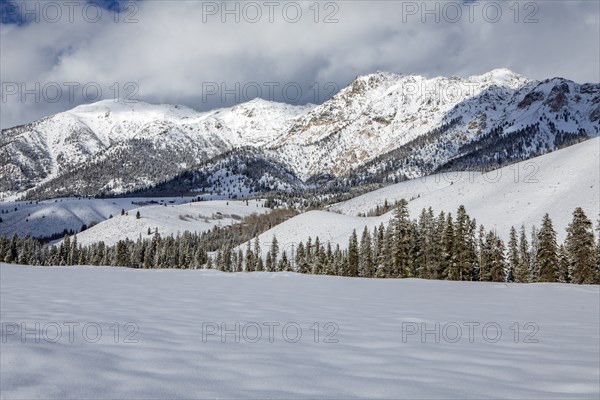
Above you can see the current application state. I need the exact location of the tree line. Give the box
[1,202,598,284]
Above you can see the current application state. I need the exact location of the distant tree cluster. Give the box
[1,202,598,285]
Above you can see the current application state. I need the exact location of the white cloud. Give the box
[1,0,598,128]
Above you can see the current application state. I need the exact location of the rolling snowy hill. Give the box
[0,197,195,239]
[2,69,598,199]
[71,199,270,246]
[243,137,600,257]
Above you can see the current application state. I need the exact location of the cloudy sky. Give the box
[1,0,598,128]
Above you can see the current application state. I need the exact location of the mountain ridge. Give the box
[1,69,598,200]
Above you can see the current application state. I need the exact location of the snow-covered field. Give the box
[1,264,598,399]
[0,197,196,239]
[246,137,599,256]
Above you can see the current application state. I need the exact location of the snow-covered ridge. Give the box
[1,69,598,198]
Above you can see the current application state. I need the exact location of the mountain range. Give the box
[1,68,598,200]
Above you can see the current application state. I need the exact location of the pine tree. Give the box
[476,224,486,281]
[265,252,273,272]
[515,226,530,283]
[490,235,507,282]
[270,236,279,269]
[429,211,446,280]
[557,245,570,283]
[295,242,309,274]
[359,226,373,277]
[333,244,344,276]
[441,214,456,280]
[324,242,335,275]
[253,237,261,262]
[507,227,519,282]
[416,208,435,279]
[61,235,71,265]
[278,252,290,272]
[530,226,539,281]
[536,214,559,282]
[479,231,494,281]
[392,199,413,278]
[68,235,79,266]
[312,237,322,274]
[347,229,359,277]
[115,240,129,267]
[0,236,7,262]
[452,205,476,281]
[245,241,255,272]
[595,221,600,284]
[374,224,388,278]
[565,208,596,284]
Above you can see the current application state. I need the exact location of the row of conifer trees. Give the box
[1,202,598,284]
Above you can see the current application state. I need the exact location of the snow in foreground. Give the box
[1,264,598,399]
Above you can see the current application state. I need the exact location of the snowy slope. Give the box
[0,197,195,239]
[245,137,600,257]
[2,264,598,399]
[72,199,269,246]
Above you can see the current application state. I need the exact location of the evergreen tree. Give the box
[359,226,373,277]
[530,226,539,281]
[245,240,255,272]
[278,252,290,272]
[416,208,435,279]
[256,256,264,272]
[374,224,388,278]
[479,231,494,281]
[265,252,273,272]
[489,234,507,282]
[595,221,600,284]
[115,240,129,267]
[557,244,570,283]
[441,214,456,280]
[452,205,476,281]
[429,211,446,280]
[515,226,530,283]
[4,234,17,263]
[295,242,309,274]
[347,229,359,277]
[536,214,559,282]
[324,242,335,275]
[565,208,596,284]
[507,227,519,282]
[312,237,322,274]
[270,236,279,269]
[392,199,413,278]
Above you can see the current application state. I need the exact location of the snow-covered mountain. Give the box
[1,69,598,199]
[0,98,312,198]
